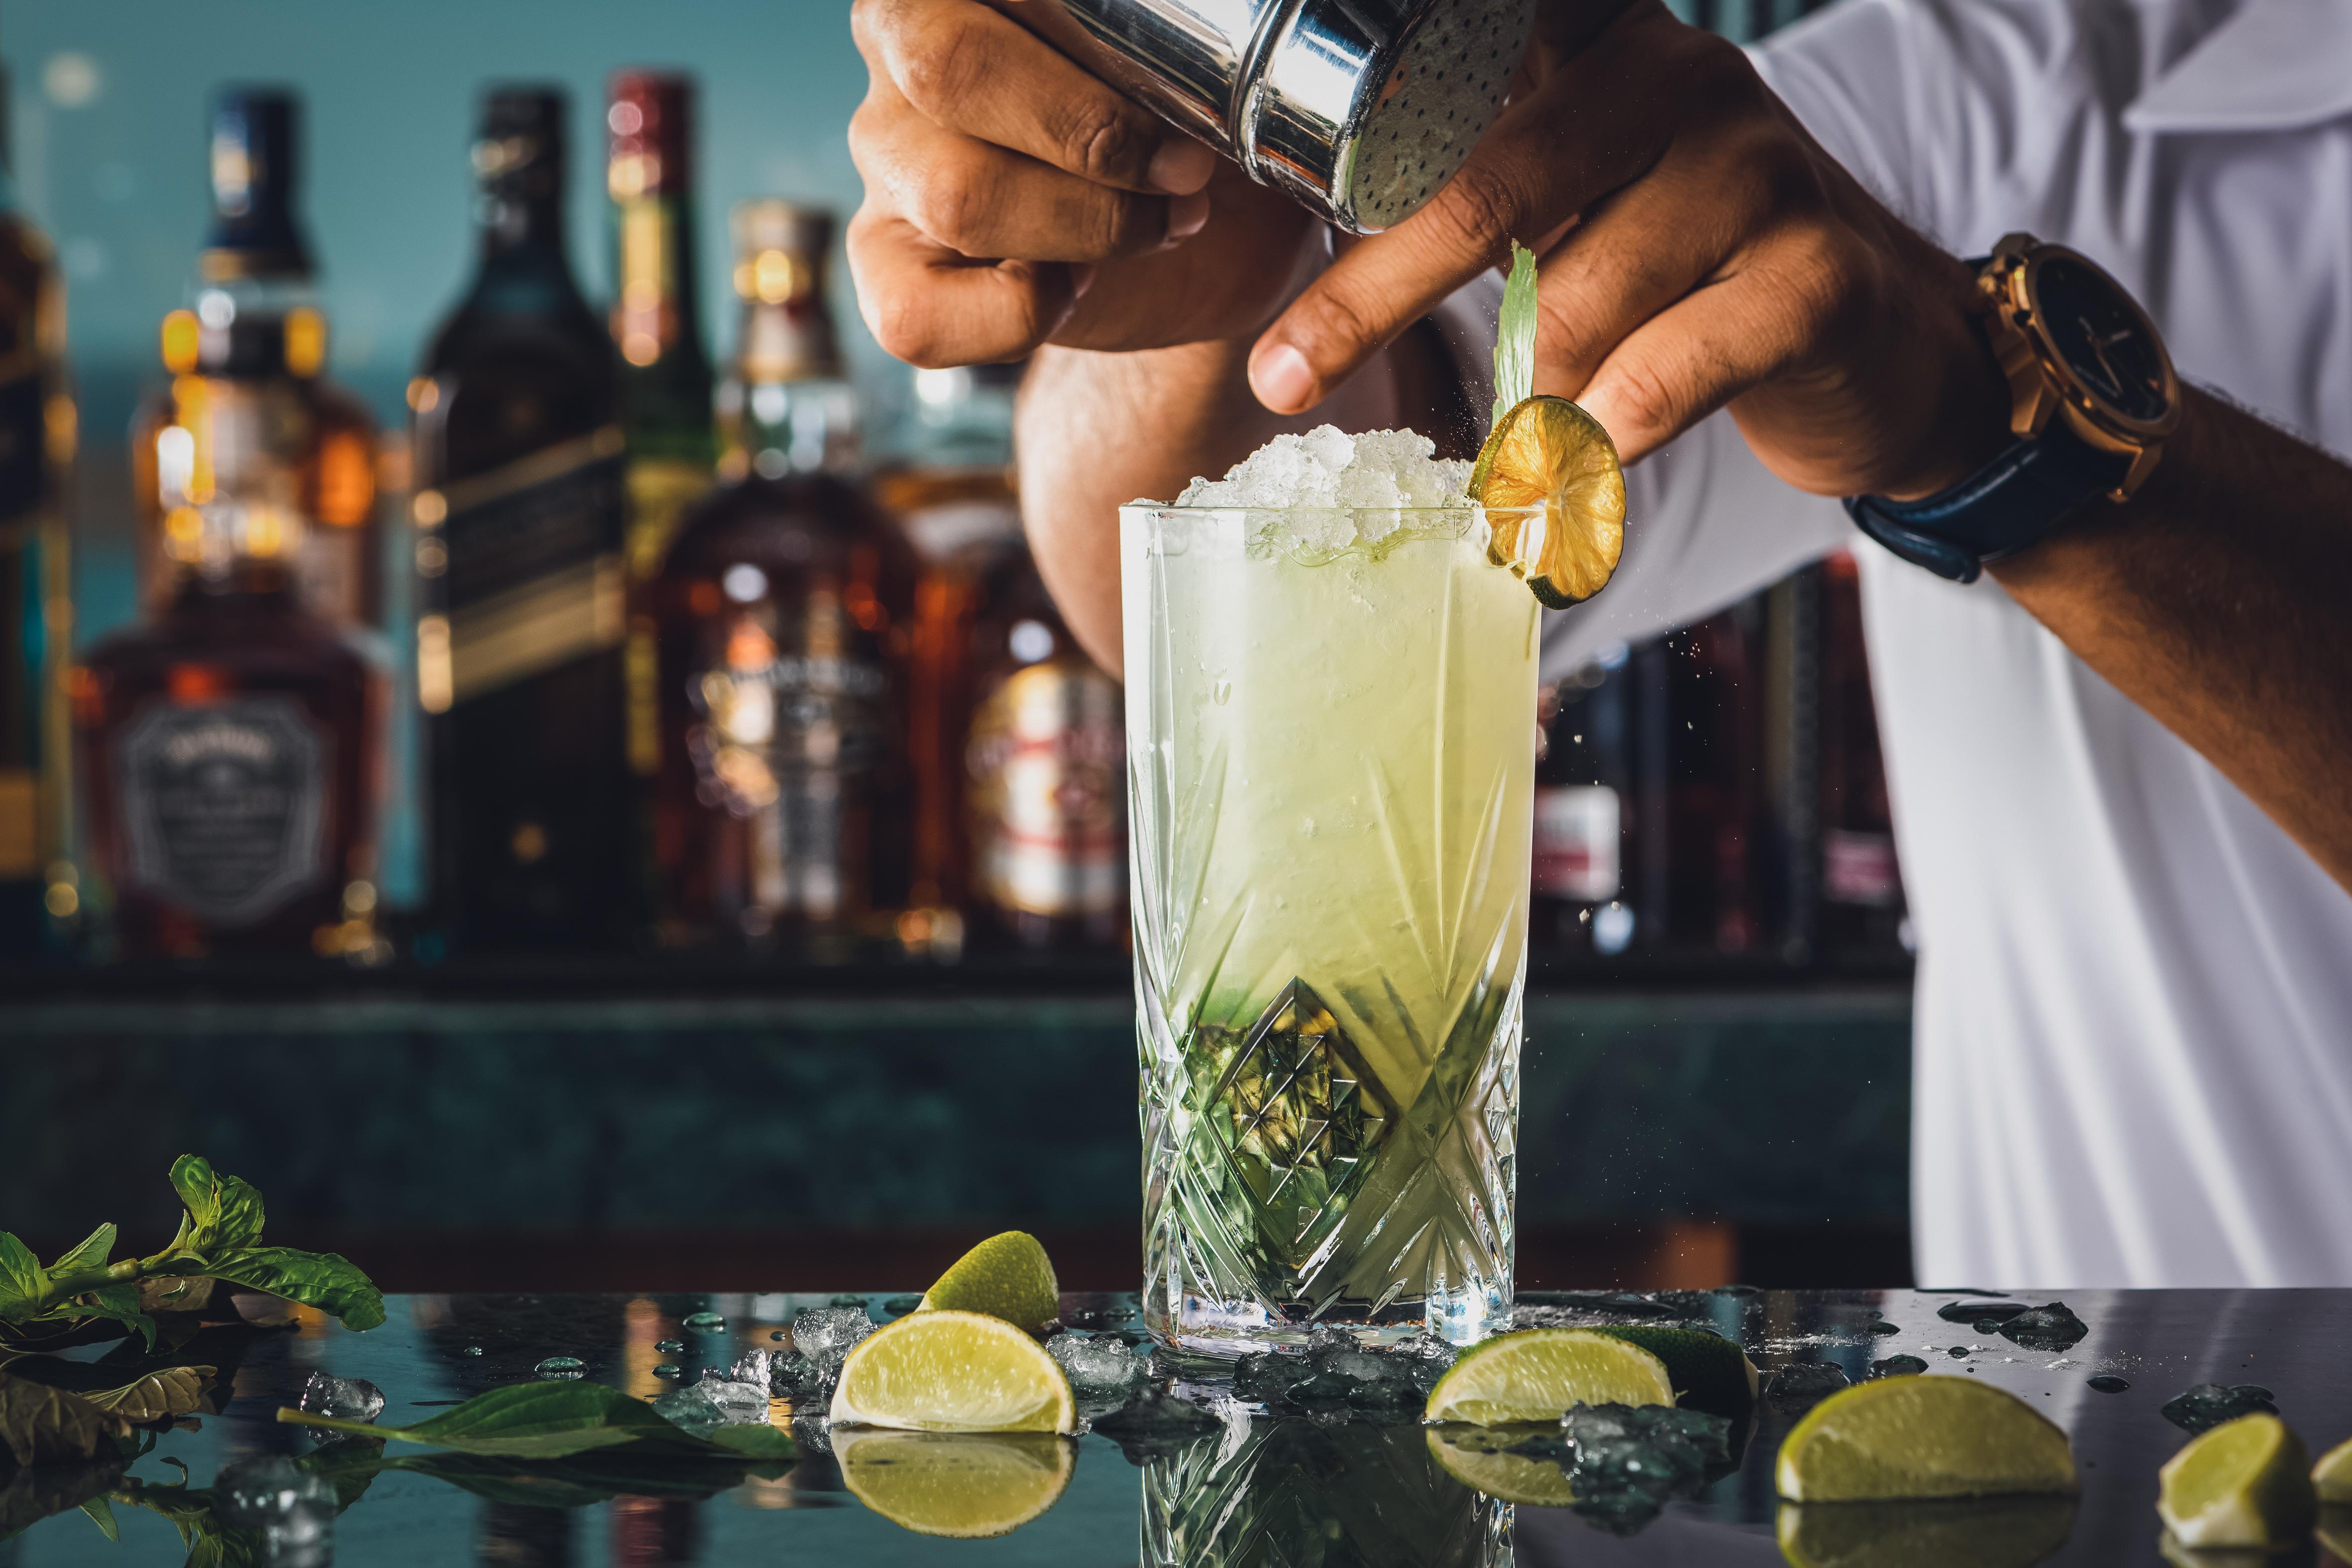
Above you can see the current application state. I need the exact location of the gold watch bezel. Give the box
[1977,233,2181,499]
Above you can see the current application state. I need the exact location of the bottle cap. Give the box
[607,70,693,199]
[201,88,312,280]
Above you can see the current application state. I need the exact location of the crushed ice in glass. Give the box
[298,1371,385,1425]
[1169,427,1474,551]
[1768,1361,1850,1408]
[2162,1382,2277,1434]
[215,1454,336,1558]
[533,1356,586,1380]
[1999,1303,2088,1351]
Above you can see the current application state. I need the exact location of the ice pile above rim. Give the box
[1157,426,1471,550]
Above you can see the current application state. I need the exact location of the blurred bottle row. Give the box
[0,64,1906,975]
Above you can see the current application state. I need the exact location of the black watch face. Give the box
[2034,256,2171,423]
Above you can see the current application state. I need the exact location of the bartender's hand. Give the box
[847,0,1326,362]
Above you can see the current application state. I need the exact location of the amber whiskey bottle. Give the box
[130,90,380,631]
[646,201,915,947]
[413,87,636,950]
[0,51,77,959]
[73,497,384,961]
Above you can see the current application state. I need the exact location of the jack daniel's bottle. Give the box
[73,422,384,960]
[131,90,380,631]
[413,87,635,948]
[646,201,915,944]
[0,49,76,959]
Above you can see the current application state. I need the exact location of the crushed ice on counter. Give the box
[765,1306,877,1403]
[654,1371,771,1434]
[1047,1331,1148,1415]
[1229,1327,1457,1421]
[1167,426,1473,552]
[298,1371,385,1425]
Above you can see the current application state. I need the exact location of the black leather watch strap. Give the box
[1843,419,2132,584]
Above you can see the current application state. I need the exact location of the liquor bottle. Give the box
[606,71,719,783]
[961,555,1126,951]
[1814,548,1908,957]
[1531,643,1636,959]
[0,51,76,958]
[130,90,381,630]
[876,363,1029,953]
[413,86,636,950]
[72,434,385,961]
[645,200,916,945]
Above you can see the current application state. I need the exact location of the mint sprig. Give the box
[1490,241,1540,431]
[0,1155,385,1349]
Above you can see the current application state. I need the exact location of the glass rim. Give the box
[1118,500,1542,515]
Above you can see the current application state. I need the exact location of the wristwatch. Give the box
[1844,234,2183,583]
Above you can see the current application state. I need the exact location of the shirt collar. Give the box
[2126,0,2352,132]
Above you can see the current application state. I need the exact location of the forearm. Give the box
[1014,336,1403,674]
[1990,386,2352,890]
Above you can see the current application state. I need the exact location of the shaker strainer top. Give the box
[1011,0,1535,233]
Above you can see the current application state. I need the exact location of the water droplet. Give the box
[2089,1374,2130,1394]
[829,1294,867,1309]
[1212,679,1232,705]
[770,1329,788,1340]
[461,1345,483,1358]
[655,1339,686,1354]
[684,1312,726,1331]
[535,1356,586,1380]
[1947,1346,1971,1359]
[654,1363,688,1380]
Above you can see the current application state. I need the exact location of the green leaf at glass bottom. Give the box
[179,1247,385,1333]
[277,1381,688,1458]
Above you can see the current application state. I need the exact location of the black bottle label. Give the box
[0,369,45,528]
[421,426,628,709]
[118,696,328,926]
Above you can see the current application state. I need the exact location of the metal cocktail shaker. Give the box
[1007,0,1535,233]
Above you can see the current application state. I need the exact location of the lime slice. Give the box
[1426,1425,1581,1508]
[920,1231,1060,1335]
[2157,1411,2316,1550]
[1587,1326,1759,1418]
[829,1310,1078,1434]
[1775,1376,2078,1501]
[1422,1328,1673,1426]
[833,1428,1075,1538]
[2314,1434,2352,1503]
[1777,1497,2080,1568]
[1470,394,1626,608]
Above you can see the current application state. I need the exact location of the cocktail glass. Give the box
[1122,502,1541,1355]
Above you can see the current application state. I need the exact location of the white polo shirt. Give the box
[1520,0,2352,1287]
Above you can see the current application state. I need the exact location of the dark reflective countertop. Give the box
[8,1287,2349,1567]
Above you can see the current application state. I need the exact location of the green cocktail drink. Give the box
[1123,463,1540,1353]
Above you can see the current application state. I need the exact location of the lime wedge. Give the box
[2157,1411,2316,1550]
[1775,1376,2078,1501]
[920,1231,1060,1335]
[1425,1425,1581,1508]
[1777,1497,2080,1568]
[1470,394,1626,608]
[1587,1325,1759,1418]
[2316,1503,2352,1564]
[2313,1433,2352,1503]
[833,1428,1075,1538]
[1421,1328,1673,1426]
[829,1310,1078,1434]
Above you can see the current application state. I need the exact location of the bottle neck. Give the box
[720,374,860,480]
[478,189,568,261]
[612,194,713,457]
[182,273,327,378]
